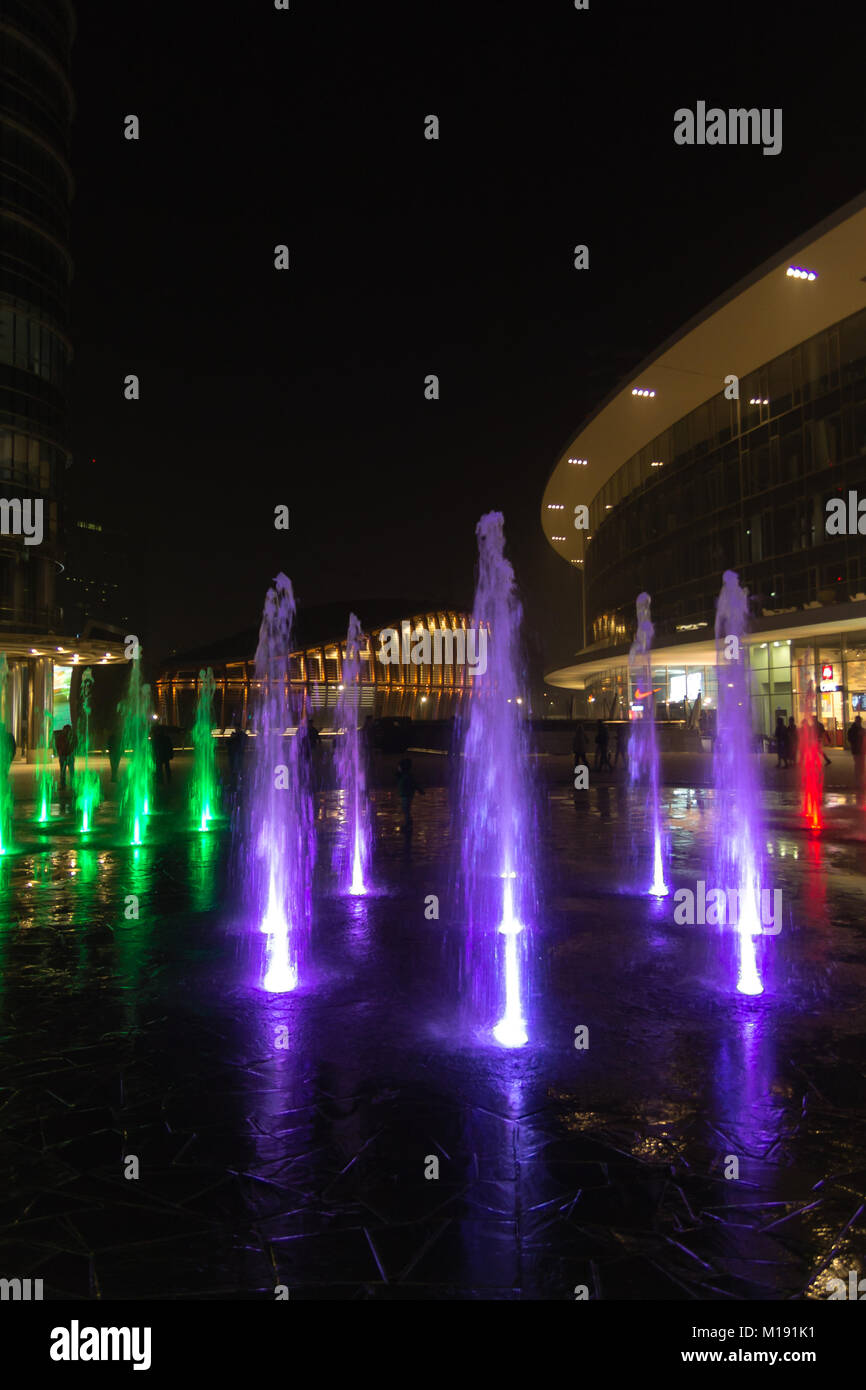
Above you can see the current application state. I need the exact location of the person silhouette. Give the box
[396,756,424,830]
[594,719,611,772]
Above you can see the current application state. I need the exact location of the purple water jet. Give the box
[333,614,371,895]
[242,574,316,992]
[714,570,765,996]
[628,592,668,896]
[457,513,534,1047]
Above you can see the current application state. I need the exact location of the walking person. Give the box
[56,723,75,790]
[786,716,799,768]
[572,722,588,771]
[298,713,322,789]
[396,755,424,832]
[107,723,123,783]
[612,721,630,771]
[159,726,173,783]
[227,725,246,785]
[814,716,832,767]
[0,725,15,777]
[151,724,173,784]
[774,715,788,768]
[149,725,162,785]
[362,716,376,763]
[594,718,611,772]
[847,714,865,801]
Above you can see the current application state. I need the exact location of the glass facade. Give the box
[578,631,866,739]
[586,308,866,647]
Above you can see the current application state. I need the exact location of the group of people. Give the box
[570,712,863,787]
[51,722,174,789]
[572,719,630,774]
[773,715,832,770]
[54,724,76,789]
[223,716,424,831]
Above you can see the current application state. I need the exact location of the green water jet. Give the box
[119,657,152,845]
[0,655,12,853]
[34,704,54,823]
[75,668,101,833]
[191,667,218,831]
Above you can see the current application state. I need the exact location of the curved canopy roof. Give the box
[541,190,866,569]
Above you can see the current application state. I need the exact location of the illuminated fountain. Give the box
[75,669,100,834]
[34,705,54,824]
[798,675,824,831]
[333,614,371,895]
[119,657,152,846]
[458,512,534,1047]
[714,571,765,996]
[242,573,315,992]
[191,667,218,832]
[0,654,12,854]
[628,592,668,896]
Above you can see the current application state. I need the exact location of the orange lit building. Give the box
[155,600,484,731]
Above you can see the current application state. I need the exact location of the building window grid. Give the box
[589,314,866,637]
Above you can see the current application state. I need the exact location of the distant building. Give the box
[62,516,134,634]
[156,600,482,730]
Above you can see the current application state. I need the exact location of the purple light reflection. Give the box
[458,513,535,1048]
[333,614,372,896]
[628,592,669,897]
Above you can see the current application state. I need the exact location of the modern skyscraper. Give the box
[0,0,75,630]
[0,4,125,754]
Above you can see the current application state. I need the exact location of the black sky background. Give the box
[66,1,866,676]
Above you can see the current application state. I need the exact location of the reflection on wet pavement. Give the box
[1,778,865,1299]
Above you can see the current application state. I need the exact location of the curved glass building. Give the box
[542,191,866,741]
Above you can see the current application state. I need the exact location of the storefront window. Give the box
[53,665,72,730]
[845,635,866,720]
[767,641,793,727]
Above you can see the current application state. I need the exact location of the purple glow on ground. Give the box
[458,512,534,1047]
[242,573,316,992]
[628,593,669,896]
[333,614,371,896]
[714,570,765,996]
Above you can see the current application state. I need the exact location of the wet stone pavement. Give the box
[1,761,865,1300]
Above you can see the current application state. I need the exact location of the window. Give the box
[0,308,12,364]
[805,411,839,472]
[840,308,866,383]
[746,427,770,494]
[767,353,793,416]
[780,414,803,481]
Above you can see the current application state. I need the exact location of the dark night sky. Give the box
[66,1,866,673]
